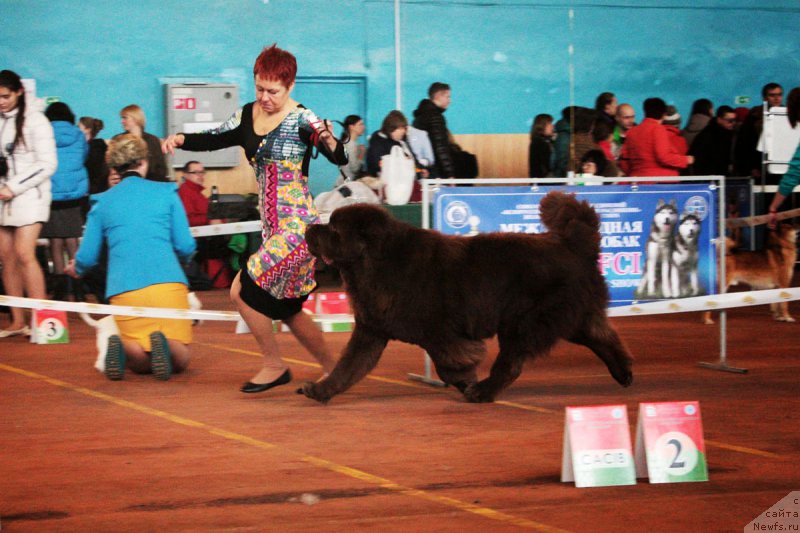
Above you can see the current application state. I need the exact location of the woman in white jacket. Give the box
[0,70,57,337]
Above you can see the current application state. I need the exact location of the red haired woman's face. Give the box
[255,75,294,114]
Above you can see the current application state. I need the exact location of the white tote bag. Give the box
[380,145,416,206]
[314,180,381,223]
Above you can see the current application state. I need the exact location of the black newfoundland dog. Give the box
[301,191,633,404]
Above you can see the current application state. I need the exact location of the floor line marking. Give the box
[704,439,781,459]
[196,342,784,459]
[0,362,568,533]
[198,342,445,392]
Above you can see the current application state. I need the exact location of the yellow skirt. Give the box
[110,283,192,352]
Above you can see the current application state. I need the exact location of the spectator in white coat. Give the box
[0,70,57,337]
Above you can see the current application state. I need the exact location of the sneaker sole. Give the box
[105,335,125,381]
[149,332,173,381]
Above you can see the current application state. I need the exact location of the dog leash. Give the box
[725,207,800,228]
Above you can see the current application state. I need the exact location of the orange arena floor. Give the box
[1,287,798,532]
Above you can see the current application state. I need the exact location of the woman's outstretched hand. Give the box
[161,133,185,155]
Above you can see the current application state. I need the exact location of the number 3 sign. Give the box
[32,309,70,344]
[635,401,708,483]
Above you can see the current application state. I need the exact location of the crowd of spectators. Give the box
[527,83,787,183]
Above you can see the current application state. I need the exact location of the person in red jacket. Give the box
[620,98,693,181]
[177,161,209,227]
[662,105,689,157]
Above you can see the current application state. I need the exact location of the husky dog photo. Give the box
[635,200,707,300]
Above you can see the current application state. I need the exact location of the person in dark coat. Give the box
[552,106,573,177]
[118,104,169,182]
[734,82,783,181]
[595,91,618,127]
[528,113,554,178]
[689,106,736,176]
[365,110,421,177]
[78,116,109,195]
[412,82,455,179]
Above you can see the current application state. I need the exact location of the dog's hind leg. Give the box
[569,315,633,387]
[462,330,543,403]
[427,340,484,392]
[300,326,388,404]
[772,301,795,322]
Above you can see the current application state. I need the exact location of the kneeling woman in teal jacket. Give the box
[67,134,196,381]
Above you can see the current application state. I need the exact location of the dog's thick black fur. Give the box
[301,191,633,404]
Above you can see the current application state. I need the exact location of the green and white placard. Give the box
[634,401,708,483]
[561,404,636,488]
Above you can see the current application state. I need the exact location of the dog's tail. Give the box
[539,191,601,254]
[79,312,103,329]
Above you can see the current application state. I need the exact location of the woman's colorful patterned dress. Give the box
[182,103,347,298]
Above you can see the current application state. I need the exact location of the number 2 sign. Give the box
[635,401,708,483]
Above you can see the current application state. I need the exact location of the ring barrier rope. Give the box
[725,207,800,229]
[2,288,798,322]
[0,295,239,321]
[607,287,800,317]
[0,295,356,331]
[189,220,261,238]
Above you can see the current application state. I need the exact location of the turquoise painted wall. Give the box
[3,0,798,143]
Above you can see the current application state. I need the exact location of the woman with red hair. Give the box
[163,44,347,393]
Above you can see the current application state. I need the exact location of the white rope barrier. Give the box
[0,295,355,330]
[607,287,800,317]
[3,288,798,322]
[190,220,261,238]
[0,295,239,321]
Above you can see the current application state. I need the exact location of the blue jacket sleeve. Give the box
[778,142,800,197]
[170,192,197,263]
[74,202,104,275]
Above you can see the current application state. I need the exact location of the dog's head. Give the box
[307,204,398,269]
[653,200,678,231]
[678,213,701,242]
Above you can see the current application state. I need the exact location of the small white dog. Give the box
[82,292,203,372]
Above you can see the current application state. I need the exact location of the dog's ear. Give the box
[669,199,677,207]
[350,206,392,239]
[656,199,664,207]
[329,205,395,254]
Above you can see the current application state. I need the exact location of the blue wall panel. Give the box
[2,0,798,142]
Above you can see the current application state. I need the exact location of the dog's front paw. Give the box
[452,380,476,393]
[462,382,497,403]
[617,370,634,388]
[298,382,331,404]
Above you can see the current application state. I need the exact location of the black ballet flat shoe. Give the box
[240,369,292,393]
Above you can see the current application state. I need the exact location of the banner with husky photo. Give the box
[433,184,718,307]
